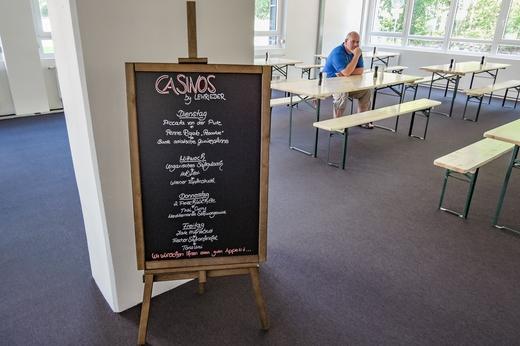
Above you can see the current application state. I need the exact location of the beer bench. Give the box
[313,98,441,169]
[404,73,457,100]
[270,95,310,108]
[463,80,520,122]
[434,138,514,219]
[294,64,323,79]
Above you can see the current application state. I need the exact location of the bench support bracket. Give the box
[462,94,484,122]
[408,108,432,140]
[438,169,480,219]
[326,129,349,169]
[492,145,520,234]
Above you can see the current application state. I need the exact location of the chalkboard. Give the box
[126,63,271,270]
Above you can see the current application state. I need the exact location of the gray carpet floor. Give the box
[1,86,519,345]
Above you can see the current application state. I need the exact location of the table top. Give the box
[254,58,303,66]
[484,119,520,146]
[271,72,423,99]
[420,61,510,75]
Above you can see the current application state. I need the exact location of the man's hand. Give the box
[353,47,362,57]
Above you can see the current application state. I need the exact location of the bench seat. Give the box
[313,99,441,133]
[294,64,323,79]
[313,98,441,169]
[434,138,514,173]
[465,80,520,96]
[434,138,514,219]
[411,74,457,85]
[463,80,520,121]
[294,64,323,69]
[270,96,308,108]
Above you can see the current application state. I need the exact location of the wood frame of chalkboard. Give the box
[127,62,271,344]
[126,62,271,270]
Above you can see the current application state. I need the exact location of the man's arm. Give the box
[337,48,363,77]
[350,67,365,75]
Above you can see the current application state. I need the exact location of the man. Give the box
[322,32,373,128]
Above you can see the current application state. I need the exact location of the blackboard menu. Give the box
[127,63,270,270]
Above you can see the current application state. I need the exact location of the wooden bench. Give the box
[404,74,457,100]
[270,95,311,108]
[294,64,323,79]
[385,65,407,74]
[463,80,520,122]
[434,138,514,219]
[313,98,441,169]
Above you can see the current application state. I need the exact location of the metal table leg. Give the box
[492,145,520,234]
[448,75,460,117]
[288,93,320,157]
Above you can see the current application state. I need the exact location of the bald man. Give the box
[322,32,372,128]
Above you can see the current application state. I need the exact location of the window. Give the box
[410,0,451,37]
[31,0,54,57]
[498,0,520,54]
[373,0,407,33]
[254,0,285,48]
[504,0,520,39]
[365,0,520,56]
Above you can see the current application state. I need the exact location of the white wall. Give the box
[284,0,319,66]
[47,0,254,312]
[322,0,363,56]
[0,63,62,116]
[0,60,15,115]
[0,0,49,115]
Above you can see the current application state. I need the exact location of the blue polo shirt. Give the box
[322,43,364,77]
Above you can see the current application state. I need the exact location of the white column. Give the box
[0,0,49,115]
[47,0,254,312]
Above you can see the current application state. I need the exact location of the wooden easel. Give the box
[138,263,269,345]
[178,1,207,64]
[136,2,269,344]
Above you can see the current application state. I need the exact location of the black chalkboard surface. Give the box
[127,63,270,270]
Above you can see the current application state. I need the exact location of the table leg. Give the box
[448,75,460,117]
[288,93,294,148]
[492,145,519,233]
[489,69,499,104]
[428,72,434,98]
[313,99,321,157]
[288,94,319,156]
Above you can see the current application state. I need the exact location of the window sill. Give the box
[363,44,520,62]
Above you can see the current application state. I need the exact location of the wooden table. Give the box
[271,72,423,156]
[315,51,399,69]
[484,119,520,233]
[364,51,400,69]
[254,58,303,79]
[420,61,510,117]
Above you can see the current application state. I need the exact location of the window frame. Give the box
[364,0,520,58]
[30,0,54,59]
[254,0,286,50]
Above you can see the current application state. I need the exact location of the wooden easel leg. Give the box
[198,270,207,295]
[249,267,269,330]
[137,274,154,345]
